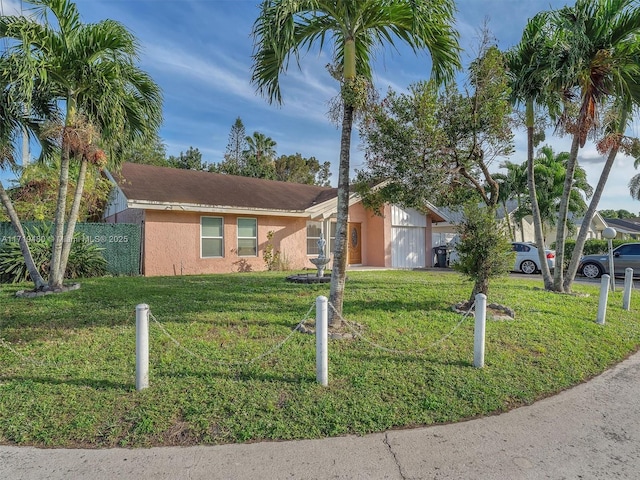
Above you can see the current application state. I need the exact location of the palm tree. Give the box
[0,0,162,290]
[494,160,527,241]
[506,11,560,291]
[0,81,56,289]
[565,97,640,290]
[243,131,277,178]
[630,158,640,201]
[544,0,640,292]
[531,145,592,238]
[251,0,460,325]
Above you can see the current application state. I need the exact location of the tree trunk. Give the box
[564,106,629,291]
[49,142,71,288]
[526,102,553,290]
[469,275,490,306]
[0,182,47,289]
[552,134,581,292]
[328,102,354,328]
[58,157,88,281]
[503,200,515,241]
[564,145,619,291]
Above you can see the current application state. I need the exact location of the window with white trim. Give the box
[201,217,224,257]
[306,221,336,255]
[237,218,257,256]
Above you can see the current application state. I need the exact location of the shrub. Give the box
[452,203,515,303]
[0,223,107,283]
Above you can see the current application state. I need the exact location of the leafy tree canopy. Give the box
[0,161,111,223]
[356,36,513,212]
[599,209,637,219]
[168,147,207,171]
[274,153,331,186]
[120,132,169,167]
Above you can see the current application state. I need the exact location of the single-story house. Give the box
[432,202,608,249]
[104,163,447,276]
[602,218,640,240]
[431,201,536,247]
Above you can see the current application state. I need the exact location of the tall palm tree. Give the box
[545,0,640,292]
[494,160,527,242]
[506,11,560,290]
[532,145,592,237]
[0,0,162,290]
[0,81,56,289]
[630,156,640,201]
[245,131,277,162]
[251,0,460,325]
[243,131,277,178]
[565,96,640,290]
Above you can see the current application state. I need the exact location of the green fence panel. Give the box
[0,222,141,276]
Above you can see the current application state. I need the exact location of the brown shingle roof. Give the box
[111,163,338,212]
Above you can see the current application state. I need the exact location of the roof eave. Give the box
[127,200,311,218]
[305,192,360,220]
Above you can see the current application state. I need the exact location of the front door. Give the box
[347,223,362,265]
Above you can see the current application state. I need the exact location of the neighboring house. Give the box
[431,201,534,247]
[104,163,446,276]
[542,212,608,245]
[602,218,640,240]
[433,203,607,249]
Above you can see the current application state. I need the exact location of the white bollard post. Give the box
[597,275,610,325]
[136,303,150,391]
[316,296,328,386]
[474,294,487,368]
[623,268,633,311]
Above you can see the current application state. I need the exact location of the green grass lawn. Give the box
[0,270,639,448]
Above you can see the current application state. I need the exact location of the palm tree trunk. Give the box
[502,199,515,241]
[526,103,553,290]
[58,157,88,280]
[49,143,71,288]
[552,134,581,292]
[0,182,47,289]
[564,145,619,291]
[329,102,354,328]
[564,107,629,291]
[517,195,525,242]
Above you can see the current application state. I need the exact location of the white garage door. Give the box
[391,206,426,269]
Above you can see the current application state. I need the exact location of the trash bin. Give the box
[433,246,447,268]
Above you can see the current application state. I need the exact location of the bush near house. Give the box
[0,224,107,283]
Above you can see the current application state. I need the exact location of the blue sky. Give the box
[2,0,639,214]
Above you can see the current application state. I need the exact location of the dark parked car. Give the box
[579,243,640,278]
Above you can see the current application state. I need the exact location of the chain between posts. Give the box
[0,337,62,367]
[328,301,475,356]
[1,299,474,369]
[148,303,315,367]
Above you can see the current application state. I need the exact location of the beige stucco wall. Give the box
[347,203,389,267]
[106,201,441,276]
[135,210,310,276]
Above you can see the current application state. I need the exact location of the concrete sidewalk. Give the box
[2,351,639,480]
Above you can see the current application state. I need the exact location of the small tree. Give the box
[452,203,515,307]
[168,147,207,171]
[274,153,331,186]
[217,117,248,175]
